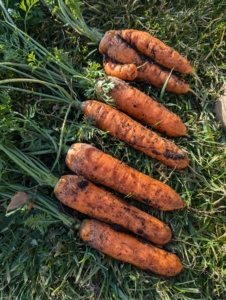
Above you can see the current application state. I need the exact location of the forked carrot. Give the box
[99,31,191,94]
[80,100,189,169]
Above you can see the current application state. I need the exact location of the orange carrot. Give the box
[96,76,187,137]
[80,100,189,169]
[54,175,172,245]
[80,219,183,276]
[103,56,138,81]
[136,62,190,94]
[99,30,190,94]
[99,30,142,65]
[119,29,194,74]
[66,143,187,211]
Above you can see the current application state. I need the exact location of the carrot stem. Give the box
[188,88,203,101]
[0,85,69,103]
[0,144,58,188]
[191,70,203,86]
[0,78,74,102]
[51,102,74,172]
[1,181,77,227]
[44,0,103,43]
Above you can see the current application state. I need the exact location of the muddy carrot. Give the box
[103,56,138,81]
[96,76,187,137]
[99,31,190,94]
[54,175,172,245]
[80,100,189,169]
[0,144,172,246]
[66,143,187,211]
[80,219,183,276]
[99,30,143,65]
[136,62,190,94]
[119,29,194,74]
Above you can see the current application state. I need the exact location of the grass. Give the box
[0,0,226,299]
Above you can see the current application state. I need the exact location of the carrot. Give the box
[99,30,143,65]
[80,219,183,277]
[54,175,172,245]
[103,55,138,81]
[119,29,193,75]
[96,76,187,137]
[66,143,187,211]
[136,62,190,94]
[99,31,190,94]
[0,144,172,246]
[80,100,189,169]
[0,146,181,275]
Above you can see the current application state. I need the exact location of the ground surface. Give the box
[0,1,225,299]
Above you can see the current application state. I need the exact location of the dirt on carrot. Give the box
[80,219,183,277]
[96,76,187,137]
[54,175,172,245]
[66,143,187,211]
[119,29,194,74]
[103,56,138,81]
[99,30,190,93]
[80,100,189,169]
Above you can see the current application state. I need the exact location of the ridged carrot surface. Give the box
[96,76,187,137]
[119,29,193,74]
[66,143,187,211]
[80,100,189,169]
[103,56,138,81]
[99,31,142,65]
[80,219,183,277]
[54,175,172,245]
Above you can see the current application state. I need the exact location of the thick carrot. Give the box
[80,219,183,277]
[99,31,190,94]
[119,29,193,74]
[103,56,138,81]
[96,76,187,137]
[66,143,187,211]
[99,30,143,65]
[54,175,172,245]
[80,100,189,169]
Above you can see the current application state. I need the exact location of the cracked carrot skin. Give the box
[54,175,172,245]
[80,100,189,169]
[119,29,193,74]
[80,219,183,277]
[99,31,190,94]
[66,143,187,211]
[96,76,187,137]
[103,56,138,81]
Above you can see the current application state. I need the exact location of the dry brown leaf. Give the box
[7,191,30,212]
[213,84,226,133]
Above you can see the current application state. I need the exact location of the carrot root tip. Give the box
[191,70,203,86]
[188,88,203,101]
